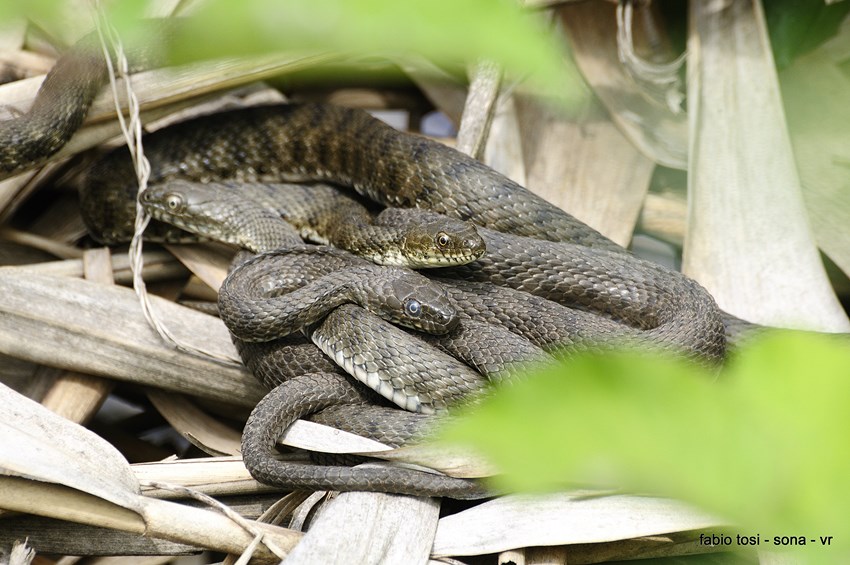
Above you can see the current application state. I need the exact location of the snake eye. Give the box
[436,232,450,247]
[166,194,183,211]
[404,298,422,317]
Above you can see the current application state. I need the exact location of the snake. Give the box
[0,23,171,178]
[137,177,728,500]
[3,30,740,497]
[140,179,542,495]
[0,31,107,176]
[143,179,726,363]
[207,234,548,412]
[217,247,459,342]
[70,101,728,357]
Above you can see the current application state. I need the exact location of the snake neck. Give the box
[260,183,415,265]
[270,186,412,265]
[1,21,174,178]
[311,304,486,414]
[0,37,106,176]
[330,224,409,266]
[215,209,299,253]
[219,266,378,342]
[140,180,303,252]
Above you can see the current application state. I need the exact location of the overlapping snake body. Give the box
[140,179,487,265]
[219,255,459,342]
[142,179,726,362]
[217,245,492,413]
[77,103,725,359]
[77,103,627,249]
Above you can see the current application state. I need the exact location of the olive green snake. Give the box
[1,26,747,498]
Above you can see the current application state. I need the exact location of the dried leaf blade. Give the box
[0,382,142,512]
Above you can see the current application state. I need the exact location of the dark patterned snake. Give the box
[138,178,724,499]
[143,180,727,363]
[2,29,745,497]
[140,181,540,496]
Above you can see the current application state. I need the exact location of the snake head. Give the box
[140,181,298,252]
[140,181,202,223]
[376,270,458,334]
[139,181,233,243]
[399,216,486,268]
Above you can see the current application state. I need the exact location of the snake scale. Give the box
[2,25,739,497]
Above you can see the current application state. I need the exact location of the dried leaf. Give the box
[432,492,723,557]
[685,0,849,331]
[562,1,688,169]
[0,382,142,511]
[780,31,850,282]
[147,391,242,456]
[285,487,439,564]
[0,270,263,404]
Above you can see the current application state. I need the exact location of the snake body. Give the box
[240,367,487,499]
[0,32,106,176]
[442,226,726,361]
[212,240,551,408]
[77,103,726,360]
[194,203,495,495]
[77,103,622,250]
[0,23,171,178]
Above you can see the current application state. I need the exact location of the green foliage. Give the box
[0,0,150,44]
[1,0,575,95]
[168,0,569,90]
[440,332,850,561]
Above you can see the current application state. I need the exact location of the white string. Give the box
[90,6,240,365]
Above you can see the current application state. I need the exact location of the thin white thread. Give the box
[139,480,288,561]
[91,8,240,365]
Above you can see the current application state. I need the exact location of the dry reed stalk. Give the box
[685,0,849,331]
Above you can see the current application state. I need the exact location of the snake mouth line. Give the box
[145,210,216,240]
[374,251,482,268]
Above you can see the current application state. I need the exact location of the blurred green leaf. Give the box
[441,332,850,560]
[0,0,69,28]
[167,0,570,92]
[0,0,150,45]
[2,0,577,99]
